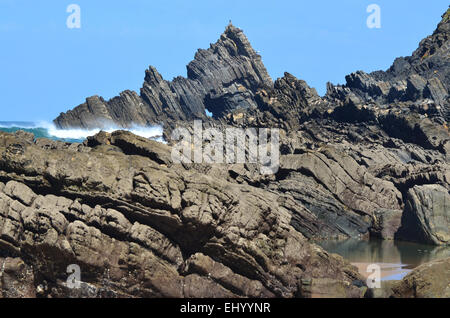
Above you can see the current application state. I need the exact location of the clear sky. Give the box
[0,0,448,121]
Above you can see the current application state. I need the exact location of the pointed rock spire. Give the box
[55,24,273,128]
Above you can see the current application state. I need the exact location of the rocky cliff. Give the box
[1,9,449,298]
[0,130,366,298]
[54,24,273,129]
[326,9,449,122]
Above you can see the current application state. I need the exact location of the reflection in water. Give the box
[318,239,450,271]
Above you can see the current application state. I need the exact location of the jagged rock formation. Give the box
[326,9,450,122]
[54,24,272,129]
[0,130,366,298]
[2,8,450,298]
[54,8,450,246]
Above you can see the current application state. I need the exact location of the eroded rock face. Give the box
[5,7,450,298]
[392,257,450,298]
[0,130,366,298]
[371,209,403,240]
[0,257,35,298]
[54,24,272,130]
[326,9,450,122]
[397,185,450,245]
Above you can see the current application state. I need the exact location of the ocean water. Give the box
[0,121,164,143]
[318,239,450,281]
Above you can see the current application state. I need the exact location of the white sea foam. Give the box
[2,121,164,142]
[43,122,164,141]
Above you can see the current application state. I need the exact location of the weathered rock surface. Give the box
[0,257,36,298]
[0,130,366,298]
[49,8,450,246]
[397,185,450,245]
[326,9,450,122]
[392,257,450,298]
[54,24,272,130]
[371,209,403,240]
[2,7,449,298]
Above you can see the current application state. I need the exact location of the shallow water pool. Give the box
[317,239,450,281]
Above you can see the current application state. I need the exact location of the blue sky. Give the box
[0,0,448,121]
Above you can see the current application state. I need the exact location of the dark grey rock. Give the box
[397,185,450,245]
[54,24,272,129]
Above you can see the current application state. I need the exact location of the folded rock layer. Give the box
[1,8,449,298]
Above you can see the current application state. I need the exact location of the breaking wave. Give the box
[0,121,164,143]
